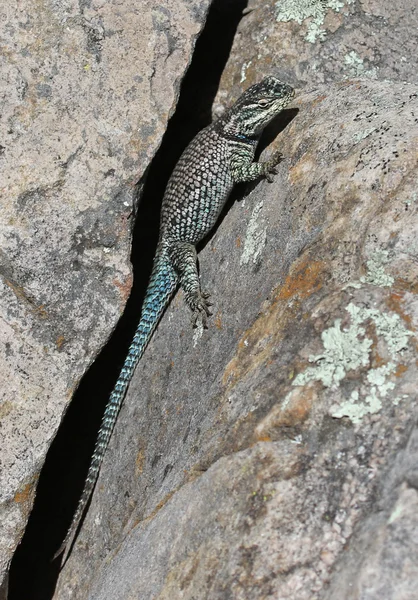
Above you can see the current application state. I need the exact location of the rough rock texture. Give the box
[55,79,418,599]
[213,0,418,114]
[0,0,211,590]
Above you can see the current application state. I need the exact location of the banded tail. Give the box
[54,250,178,563]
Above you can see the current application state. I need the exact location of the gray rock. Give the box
[213,0,418,115]
[0,0,211,589]
[55,79,418,598]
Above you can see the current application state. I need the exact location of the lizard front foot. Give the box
[263,150,284,182]
[191,291,213,329]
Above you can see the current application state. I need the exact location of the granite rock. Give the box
[0,0,211,591]
[213,0,418,115]
[55,79,418,598]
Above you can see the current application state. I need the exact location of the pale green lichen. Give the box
[332,389,382,424]
[393,394,409,407]
[275,0,352,43]
[362,250,394,286]
[293,302,413,423]
[346,249,394,288]
[275,0,326,24]
[362,308,412,356]
[388,502,404,525]
[240,60,252,83]
[352,127,377,144]
[292,313,372,388]
[240,200,267,266]
[344,50,378,79]
[192,321,204,347]
[346,303,412,360]
[333,363,397,424]
[367,363,396,392]
[305,21,326,43]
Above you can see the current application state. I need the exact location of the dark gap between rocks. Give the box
[7,1,248,599]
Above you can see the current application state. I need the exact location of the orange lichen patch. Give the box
[56,334,65,350]
[113,274,133,303]
[0,401,13,419]
[254,385,316,442]
[311,94,327,108]
[222,257,326,391]
[135,448,145,476]
[235,236,242,248]
[5,277,49,318]
[371,350,386,368]
[363,319,386,368]
[177,554,201,591]
[278,259,324,302]
[14,482,34,505]
[256,434,272,443]
[289,153,316,185]
[214,313,222,330]
[395,363,408,378]
[34,304,48,318]
[230,410,257,436]
[337,80,363,90]
[394,277,418,296]
[143,490,176,523]
[386,288,415,330]
[66,384,78,400]
[128,132,145,156]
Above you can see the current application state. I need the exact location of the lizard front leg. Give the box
[230,149,283,183]
[169,241,213,328]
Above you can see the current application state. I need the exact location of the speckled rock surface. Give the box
[0,0,211,590]
[55,79,418,599]
[213,0,418,113]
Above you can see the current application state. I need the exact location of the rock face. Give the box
[0,0,211,592]
[213,0,418,114]
[55,78,418,599]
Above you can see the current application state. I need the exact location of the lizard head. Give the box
[224,76,295,137]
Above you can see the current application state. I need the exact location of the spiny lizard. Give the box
[54,76,295,562]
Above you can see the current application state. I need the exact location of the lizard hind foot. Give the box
[191,291,213,329]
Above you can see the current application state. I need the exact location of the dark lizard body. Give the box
[55,76,295,562]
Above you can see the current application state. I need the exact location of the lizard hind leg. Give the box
[169,241,213,328]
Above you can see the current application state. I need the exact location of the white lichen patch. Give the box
[367,362,396,390]
[345,248,395,290]
[292,310,373,389]
[352,127,377,144]
[331,389,382,424]
[275,0,353,43]
[192,321,204,347]
[240,60,252,83]
[240,200,267,266]
[332,363,396,424]
[366,309,412,356]
[360,249,395,287]
[344,50,378,79]
[293,302,414,423]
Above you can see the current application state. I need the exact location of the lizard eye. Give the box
[257,98,271,107]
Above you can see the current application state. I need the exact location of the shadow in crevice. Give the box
[7,1,249,599]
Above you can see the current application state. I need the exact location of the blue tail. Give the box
[54,249,178,562]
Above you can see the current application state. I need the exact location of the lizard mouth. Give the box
[284,86,296,103]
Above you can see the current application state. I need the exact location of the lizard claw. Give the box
[191,291,213,329]
[264,151,284,183]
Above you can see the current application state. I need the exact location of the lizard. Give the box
[54,75,295,563]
